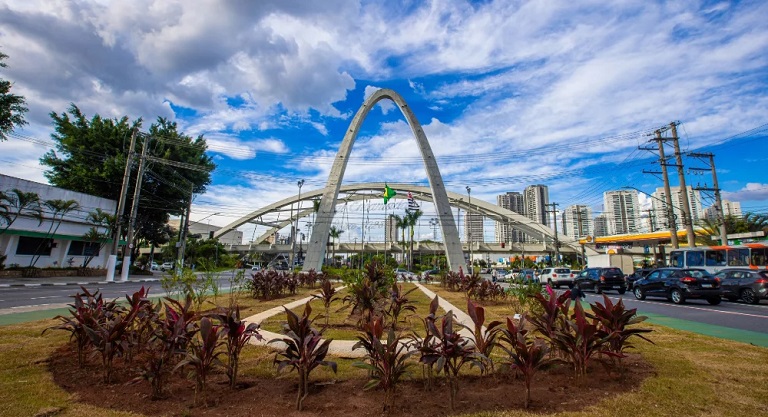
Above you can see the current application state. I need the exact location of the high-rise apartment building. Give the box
[651,186,703,231]
[524,185,549,242]
[495,192,525,243]
[562,205,593,238]
[704,200,742,221]
[603,190,641,235]
[593,214,609,237]
[465,212,484,243]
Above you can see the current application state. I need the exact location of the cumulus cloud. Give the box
[722,183,768,202]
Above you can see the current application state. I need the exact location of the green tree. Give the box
[29,199,80,267]
[328,226,343,266]
[405,209,423,270]
[81,208,115,268]
[40,105,215,250]
[0,51,28,141]
[389,214,407,263]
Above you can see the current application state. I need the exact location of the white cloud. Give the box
[722,183,768,202]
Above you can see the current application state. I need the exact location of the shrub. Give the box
[497,315,557,408]
[353,316,414,411]
[385,283,417,331]
[175,317,224,405]
[418,296,482,410]
[466,299,502,374]
[210,305,263,389]
[588,294,654,372]
[313,278,339,327]
[272,302,337,411]
[44,286,108,367]
[549,301,609,378]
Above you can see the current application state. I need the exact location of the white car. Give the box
[394,268,416,281]
[150,262,159,271]
[160,262,174,271]
[539,267,574,288]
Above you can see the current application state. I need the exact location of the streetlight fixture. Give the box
[291,179,304,268]
[466,186,472,270]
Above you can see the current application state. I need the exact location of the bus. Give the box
[668,243,768,273]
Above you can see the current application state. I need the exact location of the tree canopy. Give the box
[0,51,28,141]
[40,104,215,247]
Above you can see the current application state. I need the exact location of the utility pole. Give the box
[290,179,304,268]
[670,122,696,247]
[576,206,586,269]
[177,185,193,273]
[106,129,137,281]
[646,209,656,232]
[642,129,679,249]
[546,202,560,265]
[120,133,150,281]
[689,152,727,245]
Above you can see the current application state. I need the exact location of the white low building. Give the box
[0,174,117,269]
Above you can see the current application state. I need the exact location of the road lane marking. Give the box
[587,294,768,319]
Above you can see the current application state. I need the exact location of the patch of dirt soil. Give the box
[49,344,654,417]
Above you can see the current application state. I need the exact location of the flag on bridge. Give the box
[383,183,396,204]
[406,192,420,213]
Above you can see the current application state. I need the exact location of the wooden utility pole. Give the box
[650,129,679,248]
[670,122,696,247]
[106,128,137,281]
[120,133,150,281]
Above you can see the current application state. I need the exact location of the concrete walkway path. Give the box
[242,282,476,358]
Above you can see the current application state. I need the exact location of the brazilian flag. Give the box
[383,183,396,204]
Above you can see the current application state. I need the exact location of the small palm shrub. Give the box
[497,315,558,408]
[352,316,414,411]
[272,302,337,411]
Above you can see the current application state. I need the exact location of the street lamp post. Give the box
[466,186,472,270]
[291,179,304,268]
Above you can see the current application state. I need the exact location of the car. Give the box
[420,269,440,280]
[491,269,509,282]
[539,267,574,289]
[394,268,416,281]
[150,262,159,271]
[251,264,262,272]
[633,267,722,305]
[625,268,654,291]
[714,268,768,304]
[575,267,626,294]
[517,269,538,283]
[160,261,174,271]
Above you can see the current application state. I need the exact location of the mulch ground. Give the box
[48,343,654,417]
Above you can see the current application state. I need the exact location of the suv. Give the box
[540,267,574,289]
[714,268,768,304]
[518,269,538,283]
[575,267,626,294]
[625,268,654,291]
[634,268,721,305]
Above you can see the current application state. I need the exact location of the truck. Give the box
[586,254,634,275]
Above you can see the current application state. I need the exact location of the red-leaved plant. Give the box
[272,302,337,411]
[312,278,339,327]
[466,299,502,374]
[549,301,611,378]
[386,283,417,331]
[44,286,109,367]
[419,296,483,410]
[352,316,414,411]
[588,295,653,372]
[497,315,558,408]
[210,305,263,389]
[174,316,224,405]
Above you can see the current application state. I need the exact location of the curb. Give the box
[0,278,160,288]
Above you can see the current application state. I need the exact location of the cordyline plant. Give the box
[588,295,654,372]
[313,278,340,327]
[410,295,439,391]
[341,264,390,328]
[272,302,337,411]
[549,301,612,378]
[385,283,417,331]
[84,287,150,383]
[44,286,109,367]
[466,299,502,374]
[175,317,224,405]
[353,316,414,411]
[528,285,572,343]
[497,315,558,408]
[419,296,484,411]
[210,305,263,389]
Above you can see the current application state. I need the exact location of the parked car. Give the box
[714,268,768,304]
[251,264,262,272]
[492,269,509,282]
[518,269,538,283]
[633,267,721,305]
[625,268,654,291]
[539,267,574,289]
[420,269,440,280]
[575,267,626,294]
[394,268,416,281]
[150,262,159,271]
[160,261,174,272]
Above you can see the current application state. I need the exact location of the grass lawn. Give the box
[1,283,766,416]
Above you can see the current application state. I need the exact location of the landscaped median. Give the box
[0,267,766,416]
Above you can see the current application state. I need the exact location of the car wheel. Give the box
[741,288,759,305]
[671,289,685,304]
[707,297,722,305]
[634,287,645,300]
[618,287,626,295]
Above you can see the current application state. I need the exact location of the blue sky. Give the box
[1,0,767,244]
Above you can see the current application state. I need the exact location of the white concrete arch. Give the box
[302,89,465,272]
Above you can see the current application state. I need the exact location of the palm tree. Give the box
[389,214,407,263]
[405,210,423,270]
[0,188,42,235]
[81,208,115,267]
[329,226,343,267]
[29,199,80,267]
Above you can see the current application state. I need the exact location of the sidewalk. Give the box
[0,274,161,288]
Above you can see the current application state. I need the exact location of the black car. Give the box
[633,267,722,305]
[575,267,627,294]
[714,268,768,304]
[625,268,654,291]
